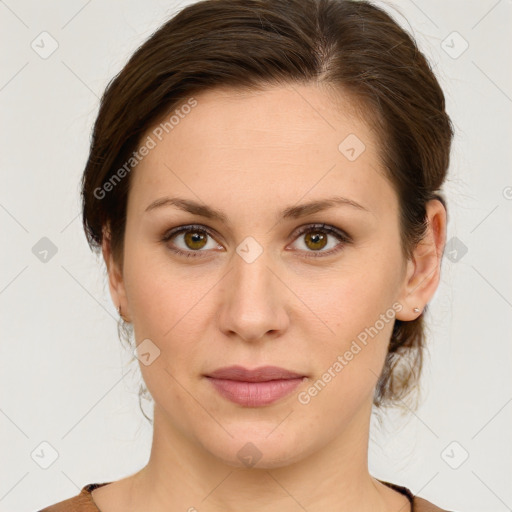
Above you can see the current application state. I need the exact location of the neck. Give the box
[124,401,407,512]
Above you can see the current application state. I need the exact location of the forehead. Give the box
[161,82,373,142]
[129,83,395,218]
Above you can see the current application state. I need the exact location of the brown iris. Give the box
[184,230,208,250]
[304,230,328,251]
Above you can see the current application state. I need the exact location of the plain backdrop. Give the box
[1,1,511,511]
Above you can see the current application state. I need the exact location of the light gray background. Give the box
[1,1,511,511]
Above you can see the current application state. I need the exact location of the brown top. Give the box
[38,480,455,512]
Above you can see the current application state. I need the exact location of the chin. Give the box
[197,423,313,470]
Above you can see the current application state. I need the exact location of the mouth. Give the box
[204,365,307,407]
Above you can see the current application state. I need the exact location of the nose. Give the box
[217,247,289,343]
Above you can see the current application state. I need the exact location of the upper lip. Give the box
[205,365,305,382]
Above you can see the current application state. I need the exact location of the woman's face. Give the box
[106,83,419,467]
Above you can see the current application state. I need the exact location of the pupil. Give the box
[185,230,206,249]
[307,231,326,250]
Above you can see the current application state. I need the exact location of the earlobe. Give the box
[395,199,447,321]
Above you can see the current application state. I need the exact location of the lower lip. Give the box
[206,377,304,407]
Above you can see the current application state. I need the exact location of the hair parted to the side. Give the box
[81,0,453,421]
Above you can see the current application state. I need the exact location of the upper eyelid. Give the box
[163,224,222,243]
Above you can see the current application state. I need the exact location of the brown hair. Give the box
[81,0,453,417]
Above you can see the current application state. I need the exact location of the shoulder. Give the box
[379,479,458,512]
[413,494,458,512]
[37,482,110,512]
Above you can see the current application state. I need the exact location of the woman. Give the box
[39,0,456,510]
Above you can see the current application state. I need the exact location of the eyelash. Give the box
[161,223,352,259]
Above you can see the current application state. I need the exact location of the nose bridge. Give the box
[219,240,287,340]
[231,241,276,308]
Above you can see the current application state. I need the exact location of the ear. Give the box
[395,199,447,321]
[102,225,130,322]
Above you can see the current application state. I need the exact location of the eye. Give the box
[288,223,351,258]
[162,223,351,259]
[162,225,221,258]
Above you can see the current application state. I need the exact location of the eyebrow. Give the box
[144,195,372,223]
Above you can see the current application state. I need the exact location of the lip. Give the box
[206,365,305,382]
[205,365,306,407]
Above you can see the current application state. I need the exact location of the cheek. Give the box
[299,298,395,418]
[122,239,195,334]
[123,262,207,418]
[127,277,207,350]
[302,256,401,398]
[315,260,400,342]
[122,246,218,379]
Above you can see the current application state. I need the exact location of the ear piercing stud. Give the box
[413,307,420,313]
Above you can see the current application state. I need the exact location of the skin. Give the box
[94,83,446,512]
